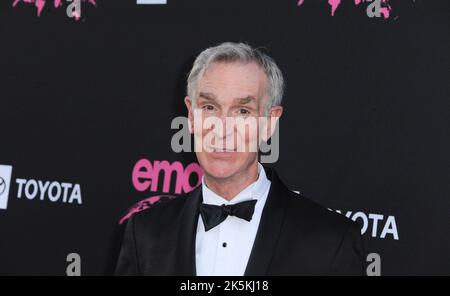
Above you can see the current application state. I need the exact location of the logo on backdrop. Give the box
[0,177,7,195]
[0,164,82,210]
[332,208,399,240]
[12,0,97,20]
[297,0,394,19]
[0,165,13,210]
[132,159,203,195]
[12,1,421,20]
[120,159,202,224]
[12,0,168,19]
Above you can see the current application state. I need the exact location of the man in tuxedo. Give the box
[115,42,366,276]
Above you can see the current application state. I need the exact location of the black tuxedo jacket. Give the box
[115,167,366,276]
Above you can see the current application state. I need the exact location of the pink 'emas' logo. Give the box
[120,160,203,224]
[132,159,203,195]
[12,0,97,18]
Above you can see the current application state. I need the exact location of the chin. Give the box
[197,153,247,180]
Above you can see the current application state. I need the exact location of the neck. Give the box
[204,162,259,201]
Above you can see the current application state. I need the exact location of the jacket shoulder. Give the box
[279,191,365,275]
[286,190,360,234]
[131,193,189,226]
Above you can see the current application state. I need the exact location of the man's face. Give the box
[185,61,268,180]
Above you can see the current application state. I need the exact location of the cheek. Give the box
[236,124,259,152]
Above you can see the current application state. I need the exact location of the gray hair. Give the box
[187,42,285,115]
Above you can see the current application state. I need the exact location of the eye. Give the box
[237,108,251,115]
[202,105,216,112]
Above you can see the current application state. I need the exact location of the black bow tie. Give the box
[199,200,258,231]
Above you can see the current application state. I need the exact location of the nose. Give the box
[210,115,235,140]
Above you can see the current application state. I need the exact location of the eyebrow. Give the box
[198,92,256,104]
[235,96,256,105]
[198,92,216,101]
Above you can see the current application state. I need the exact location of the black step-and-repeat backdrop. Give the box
[0,0,449,275]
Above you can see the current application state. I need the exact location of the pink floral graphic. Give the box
[118,195,178,225]
[297,0,392,19]
[12,0,97,18]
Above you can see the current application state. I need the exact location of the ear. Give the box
[263,105,283,141]
[184,96,194,134]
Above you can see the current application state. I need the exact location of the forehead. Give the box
[198,61,267,102]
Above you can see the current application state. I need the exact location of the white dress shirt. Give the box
[195,163,271,276]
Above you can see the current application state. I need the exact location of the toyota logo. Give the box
[0,177,6,195]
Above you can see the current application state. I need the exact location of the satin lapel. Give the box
[244,167,289,276]
[174,185,201,276]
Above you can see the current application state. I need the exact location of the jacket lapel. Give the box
[244,166,290,276]
[174,185,202,275]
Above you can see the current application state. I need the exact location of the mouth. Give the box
[205,146,237,153]
[212,148,237,153]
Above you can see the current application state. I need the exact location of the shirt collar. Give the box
[201,163,270,206]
